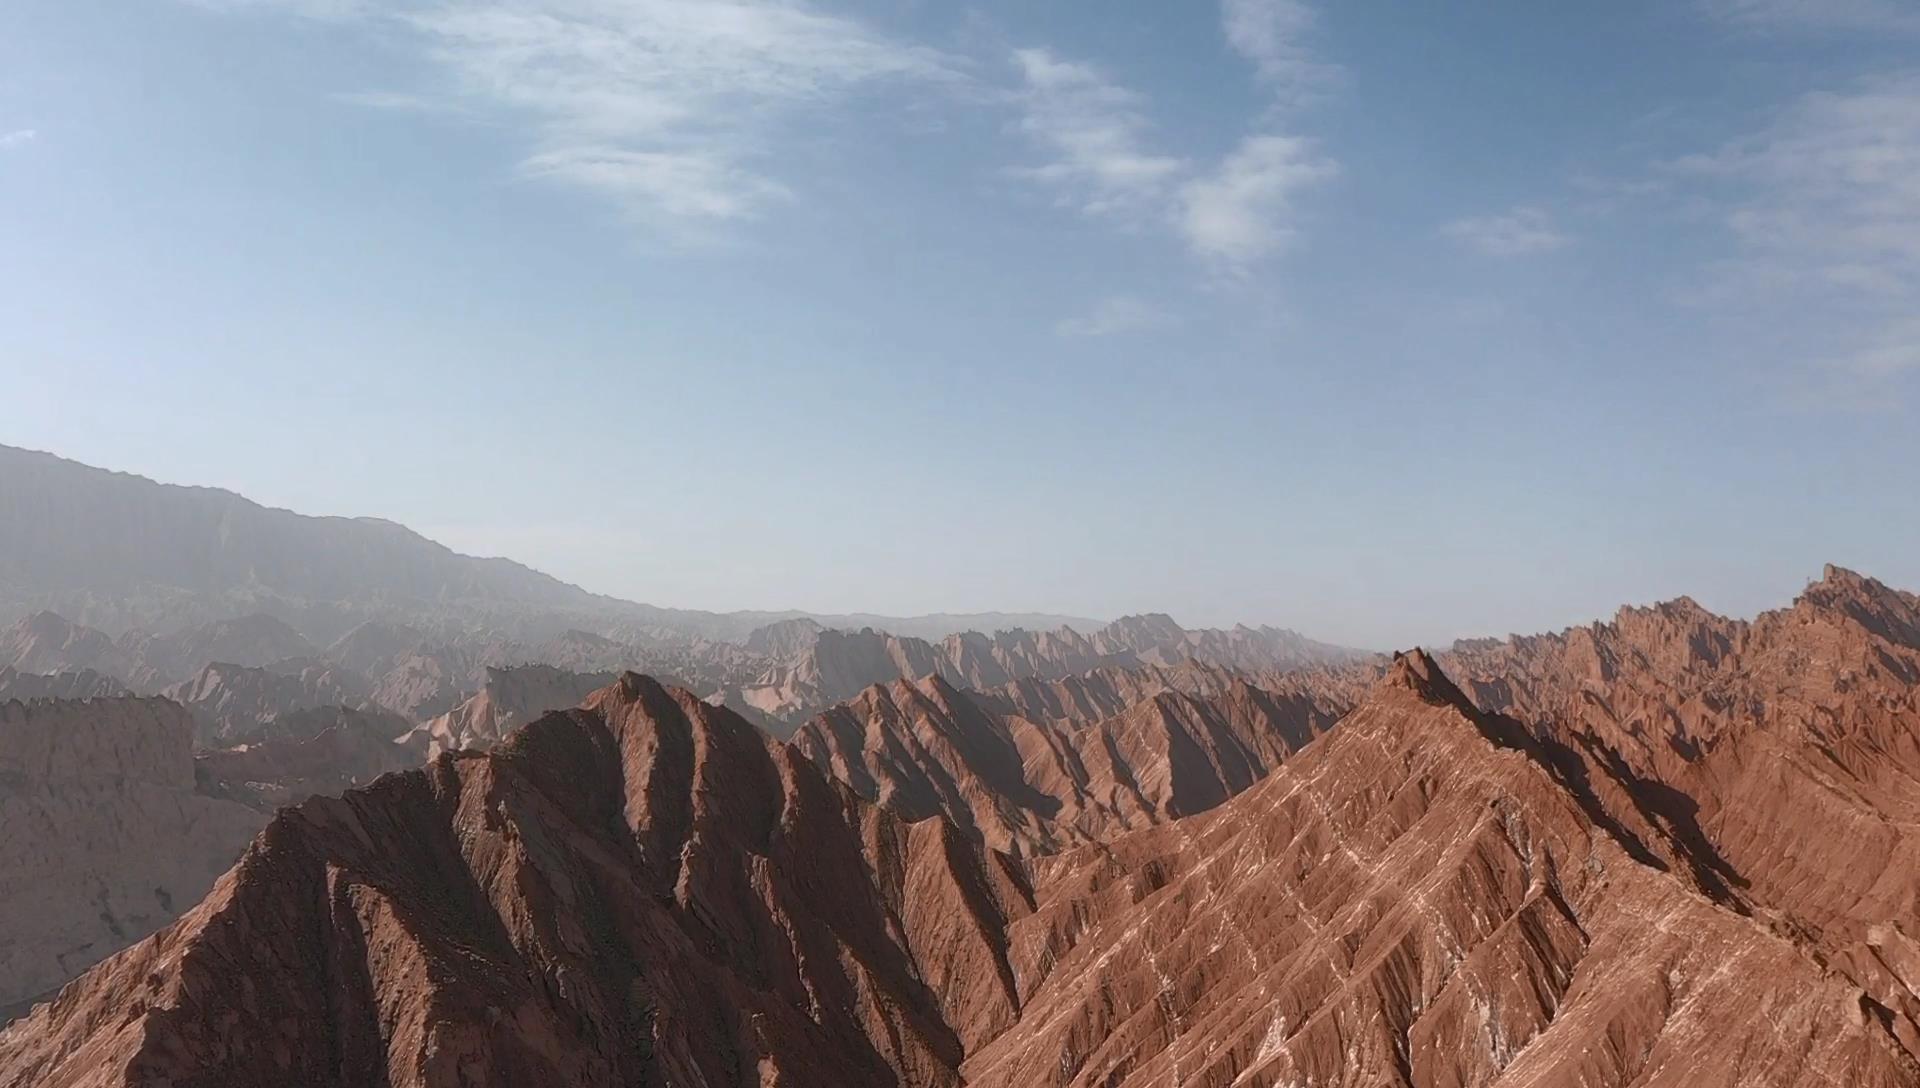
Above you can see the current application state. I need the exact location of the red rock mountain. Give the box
[403,664,621,756]
[161,660,376,745]
[794,666,1361,854]
[961,651,1914,1087]
[1443,564,1920,1054]
[194,705,425,812]
[745,619,1366,731]
[7,569,1920,1087]
[0,676,1025,1086]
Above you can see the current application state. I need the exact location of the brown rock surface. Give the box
[0,667,131,702]
[8,571,1920,1087]
[961,651,1917,1087]
[195,705,424,811]
[747,619,1367,731]
[0,612,127,678]
[403,663,619,755]
[794,667,1358,855]
[1444,565,1920,1052]
[0,697,263,1023]
[0,675,1020,1087]
[161,660,374,745]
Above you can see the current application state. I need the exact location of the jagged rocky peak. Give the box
[0,670,1021,1086]
[1798,563,1920,645]
[0,666,131,702]
[743,615,826,658]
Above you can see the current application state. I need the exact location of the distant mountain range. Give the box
[0,443,1108,644]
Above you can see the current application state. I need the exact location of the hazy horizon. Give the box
[5,1,1917,648]
[3,439,1896,656]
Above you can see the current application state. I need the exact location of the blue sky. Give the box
[2,0,1917,648]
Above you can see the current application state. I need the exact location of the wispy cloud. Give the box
[1700,0,1920,34]
[202,0,957,232]
[1009,1,1337,271]
[1673,74,1920,293]
[185,0,368,18]
[1674,73,1920,405]
[1056,295,1177,338]
[406,1,955,228]
[1220,0,1338,97]
[0,129,37,150]
[1007,48,1186,219]
[1178,135,1335,268]
[1440,206,1572,257]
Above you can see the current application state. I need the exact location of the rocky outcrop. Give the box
[117,614,318,691]
[0,676,1022,1086]
[794,669,1357,854]
[0,697,263,1023]
[13,570,1918,1086]
[195,705,423,812]
[959,651,1919,1086]
[403,664,618,756]
[162,661,373,746]
[748,619,1369,730]
[11,640,1918,1087]
[1444,564,1920,1049]
[0,612,126,678]
[744,616,827,659]
[0,668,130,702]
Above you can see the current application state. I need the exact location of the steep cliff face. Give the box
[1445,565,1920,1050]
[404,664,619,756]
[0,697,263,1022]
[793,669,1356,855]
[962,653,1918,1088]
[748,619,1369,730]
[195,705,423,811]
[0,676,1023,1088]
[0,668,130,702]
[0,612,126,678]
[162,661,374,745]
[9,572,1920,1087]
[11,651,1916,1088]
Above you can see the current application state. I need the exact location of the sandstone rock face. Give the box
[9,571,1920,1087]
[794,668,1357,855]
[961,652,1917,1087]
[1444,564,1920,1055]
[162,660,374,745]
[117,614,319,691]
[747,619,1368,731]
[0,698,263,1023]
[403,664,619,756]
[0,612,126,678]
[0,676,1021,1087]
[195,705,424,811]
[0,667,130,702]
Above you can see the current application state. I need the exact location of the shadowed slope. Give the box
[961,651,1919,1087]
[0,675,1025,1088]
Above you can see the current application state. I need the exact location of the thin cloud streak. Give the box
[1701,0,1920,34]
[0,129,37,149]
[1179,134,1335,268]
[202,0,961,229]
[1674,72,1920,407]
[1220,0,1340,99]
[1441,206,1572,257]
[1007,48,1186,219]
[1056,295,1177,338]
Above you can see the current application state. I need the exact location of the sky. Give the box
[2,0,1917,649]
